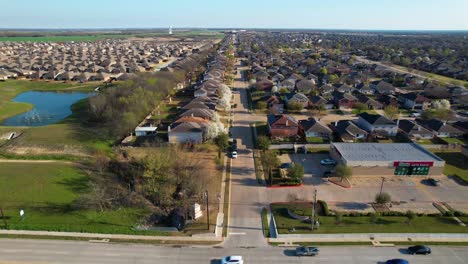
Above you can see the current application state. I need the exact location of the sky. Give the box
[1,0,467,30]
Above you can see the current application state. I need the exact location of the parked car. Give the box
[280,162,292,169]
[295,246,319,256]
[323,170,332,178]
[320,158,336,166]
[427,178,440,186]
[221,255,244,264]
[386,259,409,264]
[231,151,238,159]
[409,112,421,117]
[408,245,431,255]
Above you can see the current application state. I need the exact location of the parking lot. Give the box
[273,153,468,213]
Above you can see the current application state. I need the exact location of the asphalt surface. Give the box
[0,238,467,264]
[222,64,268,248]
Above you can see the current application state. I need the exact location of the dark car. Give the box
[386,259,409,264]
[408,245,431,255]
[323,170,332,178]
[280,163,292,169]
[427,178,440,186]
[295,246,319,256]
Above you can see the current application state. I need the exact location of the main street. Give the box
[0,238,467,264]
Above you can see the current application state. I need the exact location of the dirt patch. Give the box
[4,145,90,157]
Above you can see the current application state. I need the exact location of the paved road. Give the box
[222,62,268,248]
[0,239,467,264]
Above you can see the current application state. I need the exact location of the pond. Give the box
[2,91,94,127]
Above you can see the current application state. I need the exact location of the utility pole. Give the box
[311,189,317,230]
[205,190,210,231]
[379,177,386,195]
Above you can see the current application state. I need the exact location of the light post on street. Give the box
[205,190,210,231]
[379,177,386,195]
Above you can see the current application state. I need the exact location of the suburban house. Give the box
[370,80,396,95]
[179,108,216,120]
[168,121,209,144]
[416,119,464,138]
[332,120,368,142]
[309,95,334,109]
[398,119,433,140]
[355,94,383,109]
[299,118,332,140]
[357,112,398,136]
[332,91,358,110]
[267,114,299,138]
[286,92,310,108]
[399,92,431,110]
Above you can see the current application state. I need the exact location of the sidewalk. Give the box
[269,233,468,243]
[0,229,223,242]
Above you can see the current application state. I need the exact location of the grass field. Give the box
[435,151,468,183]
[0,162,166,235]
[271,203,467,234]
[0,34,134,42]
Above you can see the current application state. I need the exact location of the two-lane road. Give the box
[0,238,467,264]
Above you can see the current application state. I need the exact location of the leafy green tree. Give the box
[335,212,343,224]
[375,192,391,205]
[256,101,267,110]
[257,135,271,151]
[353,102,367,114]
[287,163,305,183]
[319,67,328,76]
[288,102,304,111]
[328,74,339,84]
[383,105,400,120]
[279,88,289,94]
[335,164,352,182]
[261,151,280,185]
[214,133,229,158]
[406,210,416,224]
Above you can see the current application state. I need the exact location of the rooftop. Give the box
[332,143,444,162]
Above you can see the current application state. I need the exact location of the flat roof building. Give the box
[330,143,445,177]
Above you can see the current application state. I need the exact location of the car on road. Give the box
[409,112,421,117]
[386,259,409,264]
[295,246,319,256]
[323,170,332,178]
[280,162,293,169]
[320,158,336,166]
[408,245,431,255]
[231,151,238,159]
[426,178,441,186]
[221,255,244,264]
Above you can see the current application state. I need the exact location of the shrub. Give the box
[375,192,391,204]
[317,200,329,216]
[256,101,267,110]
[444,211,454,217]
[406,210,417,224]
[335,212,343,224]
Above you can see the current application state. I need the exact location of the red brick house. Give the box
[332,91,358,110]
[267,114,299,138]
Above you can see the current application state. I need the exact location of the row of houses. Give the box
[266,112,467,143]
[0,39,207,81]
[167,38,234,144]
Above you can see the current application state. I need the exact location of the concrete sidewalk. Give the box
[0,229,223,242]
[269,233,468,243]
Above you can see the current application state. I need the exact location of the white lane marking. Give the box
[229,232,246,235]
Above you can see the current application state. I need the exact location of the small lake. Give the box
[2,91,94,127]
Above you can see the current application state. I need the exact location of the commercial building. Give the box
[329,143,445,177]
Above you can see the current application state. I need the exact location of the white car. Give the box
[320,158,336,166]
[231,151,238,159]
[221,255,244,264]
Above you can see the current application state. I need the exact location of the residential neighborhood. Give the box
[0,1,467,263]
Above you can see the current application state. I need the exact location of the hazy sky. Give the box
[2,0,467,30]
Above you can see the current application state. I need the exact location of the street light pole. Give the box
[205,190,210,231]
[379,177,386,195]
[311,189,317,231]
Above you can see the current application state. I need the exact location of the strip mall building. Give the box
[329,143,445,177]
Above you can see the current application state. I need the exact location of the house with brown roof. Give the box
[267,114,299,138]
[299,118,332,140]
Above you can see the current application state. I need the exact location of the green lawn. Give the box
[271,204,467,234]
[441,137,466,145]
[435,152,468,183]
[0,34,134,42]
[306,137,328,143]
[0,162,164,235]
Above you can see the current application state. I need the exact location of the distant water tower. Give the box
[169,26,173,35]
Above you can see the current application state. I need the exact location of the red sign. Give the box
[394,161,434,167]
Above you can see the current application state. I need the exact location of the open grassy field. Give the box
[271,203,467,234]
[435,151,468,183]
[0,161,167,235]
[0,34,134,42]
